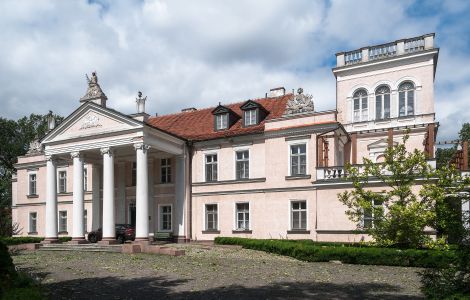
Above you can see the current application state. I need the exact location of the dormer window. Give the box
[244,109,257,126]
[215,113,228,130]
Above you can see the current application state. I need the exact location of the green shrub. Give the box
[0,236,72,245]
[215,237,455,268]
[0,240,17,298]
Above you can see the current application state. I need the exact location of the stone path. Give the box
[12,244,424,299]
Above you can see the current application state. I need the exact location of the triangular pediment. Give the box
[42,102,143,144]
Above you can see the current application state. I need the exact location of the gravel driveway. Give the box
[12,244,424,299]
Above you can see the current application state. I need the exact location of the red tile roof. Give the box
[147,94,292,141]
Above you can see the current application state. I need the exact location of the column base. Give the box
[98,238,119,245]
[41,238,60,244]
[68,237,89,244]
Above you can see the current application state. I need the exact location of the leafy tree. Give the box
[436,147,456,170]
[0,113,63,236]
[338,134,469,248]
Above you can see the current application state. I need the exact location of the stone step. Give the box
[38,244,122,253]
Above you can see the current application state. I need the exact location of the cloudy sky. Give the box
[1,0,469,140]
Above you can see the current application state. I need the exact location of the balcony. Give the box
[336,33,435,67]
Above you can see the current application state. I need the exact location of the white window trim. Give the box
[287,139,309,176]
[233,201,250,231]
[289,200,308,231]
[216,113,229,130]
[244,109,257,126]
[361,198,385,228]
[57,168,67,193]
[203,151,219,182]
[233,147,251,180]
[351,93,370,122]
[158,203,173,232]
[160,158,172,184]
[58,210,67,233]
[29,211,37,233]
[28,171,37,196]
[83,167,88,191]
[397,84,417,118]
[203,203,219,231]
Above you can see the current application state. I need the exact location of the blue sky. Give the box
[0,0,469,141]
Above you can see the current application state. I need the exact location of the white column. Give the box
[91,164,101,230]
[44,156,58,242]
[101,147,115,241]
[71,152,86,241]
[175,155,186,240]
[148,159,155,235]
[135,143,150,241]
[116,162,126,224]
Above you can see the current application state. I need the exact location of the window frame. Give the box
[58,210,67,233]
[58,170,67,193]
[29,212,37,233]
[215,113,229,130]
[398,81,416,117]
[83,168,88,191]
[288,140,308,176]
[160,158,172,184]
[204,153,218,182]
[352,89,369,122]
[375,85,391,120]
[204,203,219,231]
[244,109,258,126]
[234,149,250,180]
[28,172,37,196]
[158,204,173,232]
[362,198,384,228]
[290,200,308,231]
[234,202,250,231]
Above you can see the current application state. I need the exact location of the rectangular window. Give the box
[159,205,172,231]
[83,168,88,191]
[235,203,249,230]
[363,199,384,228]
[59,211,67,233]
[361,98,368,121]
[375,95,382,120]
[407,90,414,115]
[205,204,218,231]
[244,109,257,126]
[235,150,249,180]
[205,154,218,182]
[161,158,172,183]
[290,144,307,175]
[384,94,390,118]
[353,98,360,122]
[29,174,37,195]
[215,114,228,130]
[131,162,137,186]
[399,91,406,117]
[291,201,307,230]
[29,212,37,233]
[58,171,67,193]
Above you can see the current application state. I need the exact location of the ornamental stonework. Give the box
[80,71,107,102]
[80,114,102,130]
[284,88,315,115]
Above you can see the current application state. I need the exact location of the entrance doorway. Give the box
[129,202,136,227]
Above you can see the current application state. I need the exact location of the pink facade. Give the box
[12,33,439,242]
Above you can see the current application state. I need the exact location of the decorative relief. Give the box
[100,147,113,156]
[284,88,315,115]
[80,114,102,130]
[26,139,42,154]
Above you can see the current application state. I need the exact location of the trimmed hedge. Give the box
[214,237,456,268]
[0,236,72,245]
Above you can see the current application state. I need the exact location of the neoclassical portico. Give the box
[40,74,188,243]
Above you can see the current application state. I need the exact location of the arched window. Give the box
[398,81,415,117]
[375,85,390,120]
[353,89,368,122]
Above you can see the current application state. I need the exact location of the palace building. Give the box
[13,33,458,243]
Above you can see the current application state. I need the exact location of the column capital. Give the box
[45,155,56,162]
[70,151,82,159]
[100,147,113,156]
[133,143,150,151]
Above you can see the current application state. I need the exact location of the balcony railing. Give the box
[336,34,434,67]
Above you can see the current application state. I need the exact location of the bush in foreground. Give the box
[215,237,455,268]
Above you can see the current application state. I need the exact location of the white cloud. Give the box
[0,0,469,140]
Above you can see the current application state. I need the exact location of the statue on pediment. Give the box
[284,88,315,115]
[27,139,42,154]
[80,71,107,103]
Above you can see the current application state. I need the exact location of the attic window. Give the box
[244,109,257,126]
[215,113,228,130]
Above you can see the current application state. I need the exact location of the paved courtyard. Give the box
[12,244,424,299]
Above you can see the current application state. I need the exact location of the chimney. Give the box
[181,107,197,113]
[268,87,286,97]
[47,110,55,131]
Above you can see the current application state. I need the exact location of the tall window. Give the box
[29,174,37,195]
[205,154,218,182]
[353,89,368,122]
[131,162,137,186]
[215,113,228,130]
[161,158,172,183]
[58,171,67,193]
[363,199,384,228]
[235,150,249,179]
[235,203,250,230]
[59,211,67,233]
[29,212,37,233]
[375,85,391,120]
[84,210,87,233]
[291,201,307,230]
[290,144,307,176]
[159,205,172,231]
[244,109,257,126]
[205,204,218,231]
[83,168,88,191]
[398,82,415,117]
